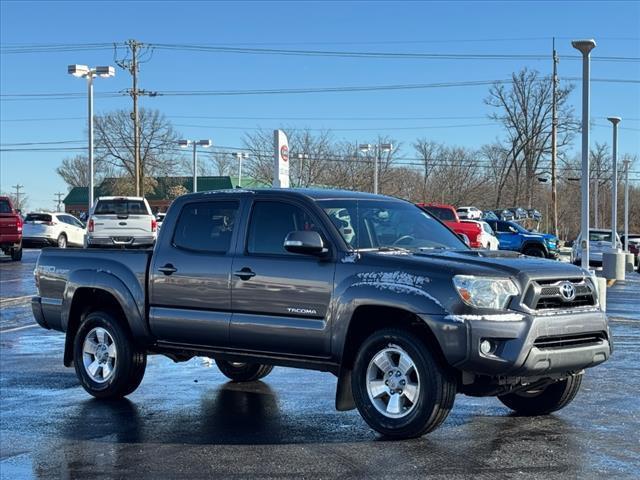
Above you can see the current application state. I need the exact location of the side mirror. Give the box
[457,233,471,247]
[284,231,328,256]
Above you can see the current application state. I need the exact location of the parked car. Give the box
[485,219,559,259]
[527,209,542,221]
[32,188,611,439]
[481,210,499,221]
[86,196,157,248]
[22,212,85,248]
[620,234,640,266]
[571,229,622,266]
[493,209,514,221]
[417,203,483,248]
[456,206,482,220]
[463,220,499,250]
[506,207,528,221]
[0,195,23,261]
[156,212,167,230]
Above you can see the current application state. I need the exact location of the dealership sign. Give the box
[273,129,290,188]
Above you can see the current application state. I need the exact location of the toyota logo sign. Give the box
[559,282,576,301]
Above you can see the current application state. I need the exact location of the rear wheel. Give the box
[215,359,274,382]
[10,245,22,261]
[73,311,146,399]
[351,328,456,439]
[498,375,582,416]
[57,233,67,248]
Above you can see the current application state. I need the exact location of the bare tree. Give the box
[413,139,443,202]
[94,108,183,194]
[486,68,578,207]
[56,154,112,188]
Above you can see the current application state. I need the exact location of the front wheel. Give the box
[498,375,582,416]
[523,246,545,257]
[351,328,456,439]
[215,359,274,382]
[73,311,147,399]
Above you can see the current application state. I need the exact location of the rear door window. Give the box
[173,201,239,253]
[94,199,149,215]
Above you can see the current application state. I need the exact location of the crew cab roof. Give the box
[178,188,402,202]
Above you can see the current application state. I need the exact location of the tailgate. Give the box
[92,215,153,235]
[0,214,20,236]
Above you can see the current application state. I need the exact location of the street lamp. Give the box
[607,117,621,249]
[571,39,596,270]
[179,139,212,192]
[232,152,249,187]
[294,152,309,187]
[68,64,115,211]
[359,142,393,194]
[623,158,631,252]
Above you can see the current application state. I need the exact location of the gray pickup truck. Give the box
[32,189,612,439]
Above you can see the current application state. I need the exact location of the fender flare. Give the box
[61,269,150,366]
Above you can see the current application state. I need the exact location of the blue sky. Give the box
[1,0,639,209]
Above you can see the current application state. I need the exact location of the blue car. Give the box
[485,220,559,259]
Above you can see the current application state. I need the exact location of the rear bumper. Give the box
[0,235,22,248]
[87,235,155,247]
[22,236,57,247]
[422,308,611,378]
[31,297,49,329]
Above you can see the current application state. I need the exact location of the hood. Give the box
[357,249,586,290]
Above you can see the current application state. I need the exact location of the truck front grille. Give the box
[523,278,596,311]
[534,332,606,350]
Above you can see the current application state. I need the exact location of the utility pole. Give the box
[551,38,559,238]
[623,158,630,252]
[12,184,23,209]
[54,192,65,212]
[115,39,155,197]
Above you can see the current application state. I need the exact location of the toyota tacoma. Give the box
[32,189,611,439]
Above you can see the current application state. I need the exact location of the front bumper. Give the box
[421,308,611,377]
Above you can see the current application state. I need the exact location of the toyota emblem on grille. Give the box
[560,282,576,301]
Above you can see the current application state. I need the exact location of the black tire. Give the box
[215,359,274,382]
[498,375,582,416]
[351,328,456,439]
[10,246,22,261]
[523,245,545,257]
[73,310,146,399]
[57,233,67,249]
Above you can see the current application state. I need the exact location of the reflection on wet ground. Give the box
[0,253,639,478]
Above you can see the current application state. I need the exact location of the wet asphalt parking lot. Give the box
[1,249,639,479]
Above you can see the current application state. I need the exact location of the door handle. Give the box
[233,268,256,280]
[158,263,177,275]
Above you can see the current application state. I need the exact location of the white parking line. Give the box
[0,295,33,307]
[0,323,38,333]
[0,278,24,284]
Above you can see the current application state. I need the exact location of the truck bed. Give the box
[34,247,152,332]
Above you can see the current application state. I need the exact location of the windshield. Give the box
[318,199,467,252]
[508,221,530,233]
[0,200,12,214]
[25,213,52,223]
[422,206,456,221]
[590,231,612,242]
[94,199,149,215]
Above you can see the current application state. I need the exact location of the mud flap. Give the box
[335,367,356,411]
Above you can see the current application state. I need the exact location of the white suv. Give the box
[456,206,482,220]
[22,212,86,248]
[86,197,157,248]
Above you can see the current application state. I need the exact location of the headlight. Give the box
[452,275,519,310]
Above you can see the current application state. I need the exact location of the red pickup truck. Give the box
[417,203,482,248]
[0,196,23,261]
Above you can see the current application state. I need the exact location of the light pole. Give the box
[232,152,248,187]
[179,139,212,192]
[607,117,621,249]
[359,142,393,194]
[68,64,115,211]
[295,152,309,187]
[623,158,631,252]
[571,39,596,270]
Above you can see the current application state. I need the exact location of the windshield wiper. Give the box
[357,246,411,253]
